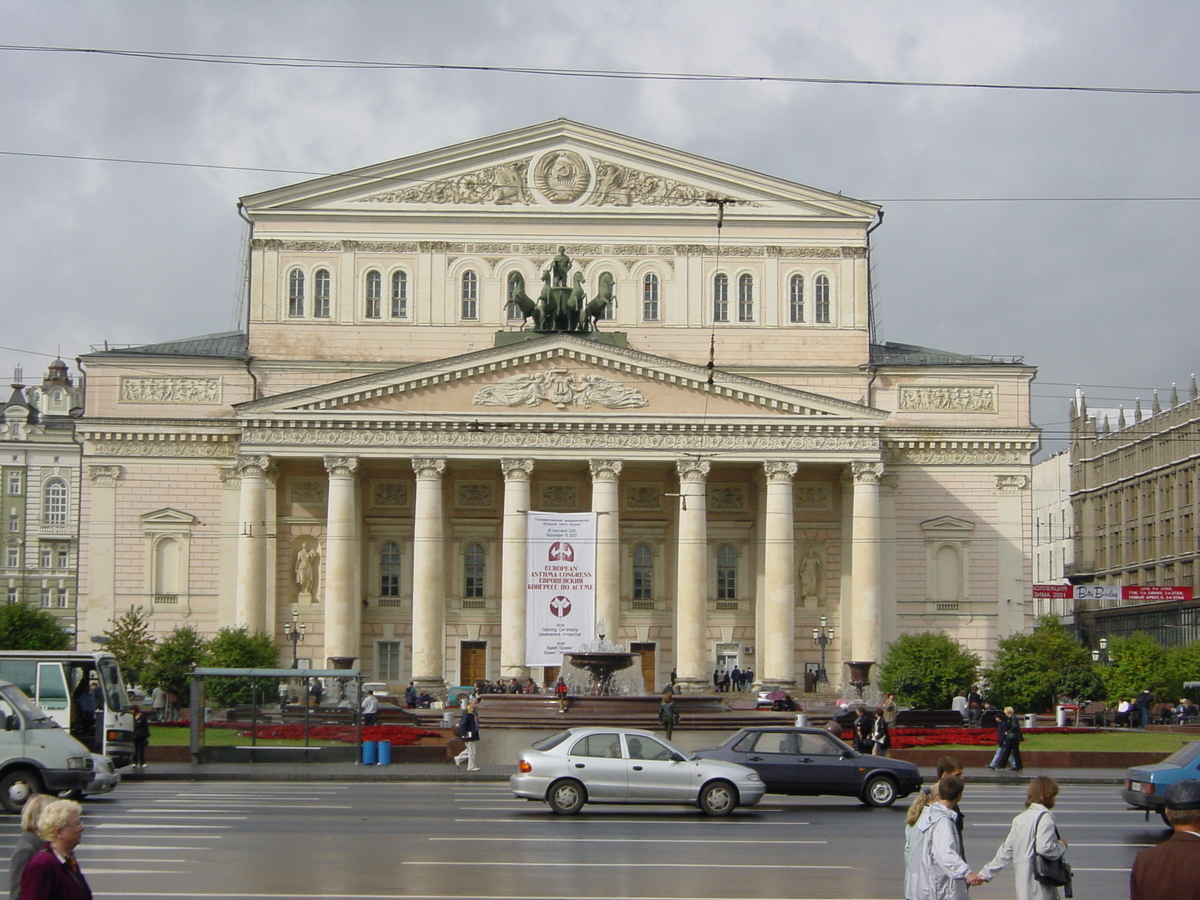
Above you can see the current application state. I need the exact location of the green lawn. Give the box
[148,726,347,747]
[926,732,1192,752]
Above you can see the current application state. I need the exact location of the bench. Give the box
[895,710,968,728]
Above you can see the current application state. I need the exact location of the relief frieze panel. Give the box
[884,448,1028,466]
[89,439,238,459]
[120,377,221,404]
[898,386,997,413]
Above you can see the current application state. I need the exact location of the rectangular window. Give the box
[6,474,19,495]
[713,276,728,323]
[642,276,660,322]
[461,273,478,320]
[5,547,17,567]
[5,587,15,604]
[56,545,69,569]
[737,275,754,322]
[40,587,51,608]
[814,275,831,323]
[56,588,67,608]
[377,640,402,682]
[365,271,381,319]
[288,270,305,317]
[39,544,52,568]
[789,276,804,323]
[7,512,16,532]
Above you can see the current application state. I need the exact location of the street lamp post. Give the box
[812,616,834,684]
[1091,636,1109,664]
[285,609,307,669]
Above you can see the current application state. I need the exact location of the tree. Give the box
[877,631,980,709]
[202,626,280,708]
[981,616,1099,712]
[143,625,208,707]
[101,606,155,687]
[0,603,72,650]
[1100,632,1167,702]
[1163,640,1200,702]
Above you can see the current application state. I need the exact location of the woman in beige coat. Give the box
[978,776,1069,900]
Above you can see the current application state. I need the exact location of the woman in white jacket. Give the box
[978,776,1069,900]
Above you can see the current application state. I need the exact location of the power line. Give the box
[2,44,1200,96]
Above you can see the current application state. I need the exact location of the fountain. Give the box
[562,621,640,696]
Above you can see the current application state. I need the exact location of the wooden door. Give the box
[459,641,487,686]
[630,642,656,692]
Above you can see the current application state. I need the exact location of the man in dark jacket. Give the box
[1131,779,1200,900]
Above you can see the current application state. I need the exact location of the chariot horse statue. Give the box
[583,271,615,331]
[507,272,541,330]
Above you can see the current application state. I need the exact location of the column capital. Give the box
[412,458,446,480]
[323,456,360,479]
[676,459,711,483]
[236,455,275,479]
[850,461,885,485]
[501,458,535,481]
[588,459,623,482]
[87,465,122,486]
[763,461,798,483]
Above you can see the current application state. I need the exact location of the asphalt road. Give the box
[0,780,1165,899]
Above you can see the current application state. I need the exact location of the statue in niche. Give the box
[800,547,822,601]
[295,544,320,596]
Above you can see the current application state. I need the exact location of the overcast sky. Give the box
[3,1,1198,455]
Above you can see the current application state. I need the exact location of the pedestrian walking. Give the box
[1135,688,1154,729]
[870,707,891,757]
[993,707,1024,771]
[360,690,379,726]
[9,794,53,900]
[913,775,984,900]
[904,786,935,900]
[150,685,166,722]
[19,799,90,900]
[131,705,151,769]
[853,707,876,753]
[1130,779,1200,900]
[977,776,1069,900]
[453,697,482,771]
[658,690,680,741]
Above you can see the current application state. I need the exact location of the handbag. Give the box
[1031,812,1073,892]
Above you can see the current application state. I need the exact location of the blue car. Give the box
[1121,739,1200,824]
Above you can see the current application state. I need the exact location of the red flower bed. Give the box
[204,722,440,746]
[888,727,1094,750]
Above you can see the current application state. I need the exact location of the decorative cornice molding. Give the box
[87,465,122,486]
[996,474,1030,493]
[89,439,238,459]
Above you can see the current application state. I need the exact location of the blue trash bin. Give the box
[377,739,391,765]
[362,740,377,765]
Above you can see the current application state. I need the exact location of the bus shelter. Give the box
[188,667,364,763]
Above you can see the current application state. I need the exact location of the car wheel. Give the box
[861,775,898,807]
[0,770,42,815]
[546,779,586,815]
[699,780,737,817]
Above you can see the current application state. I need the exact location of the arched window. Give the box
[364,271,382,318]
[716,544,737,600]
[789,274,805,323]
[633,543,654,601]
[712,273,729,323]
[380,541,401,597]
[313,268,331,318]
[288,269,305,317]
[642,273,660,322]
[464,542,485,598]
[505,271,523,321]
[391,271,408,318]
[43,479,67,526]
[461,271,478,320]
[815,274,831,323]
[738,274,754,322]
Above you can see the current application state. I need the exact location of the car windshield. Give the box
[0,684,59,730]
[1162,740,1200,767]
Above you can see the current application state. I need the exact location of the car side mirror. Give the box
[4,714,19,732]
[842,749,856,759]
[669,752,687,762]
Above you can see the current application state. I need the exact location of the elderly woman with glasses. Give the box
[18,799,90,900]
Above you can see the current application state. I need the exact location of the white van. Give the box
[0,679,92,813]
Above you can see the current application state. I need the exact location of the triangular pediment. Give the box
[141,508,198,526]
[240,120,878,222]
[236,334,887,423]
[920,515,976,536]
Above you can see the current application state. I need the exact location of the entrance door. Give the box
[459,642,487,686]
[630,643,656,691]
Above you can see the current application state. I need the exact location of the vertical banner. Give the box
[525,511,597,666]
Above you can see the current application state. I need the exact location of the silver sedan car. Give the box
[511,727,765,816]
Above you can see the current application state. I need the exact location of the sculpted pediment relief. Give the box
[243,120,877,221]
[235,336,886,423]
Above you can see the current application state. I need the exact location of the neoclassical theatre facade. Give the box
[77,120,1037,693]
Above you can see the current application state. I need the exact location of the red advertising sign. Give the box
[1122,586,1193,603]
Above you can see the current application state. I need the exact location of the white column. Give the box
[995,474,1031,638]
[82,465,121,643]
[762,461,798,687]
[411,458,446,690]
[500,458,534,680]
[589,459,623,642]
[235,455,273,632]
[849,461,884,666]
[323,456,360,665]
[675,459,710,689]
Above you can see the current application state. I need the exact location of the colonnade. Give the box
[232,453,885,690]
